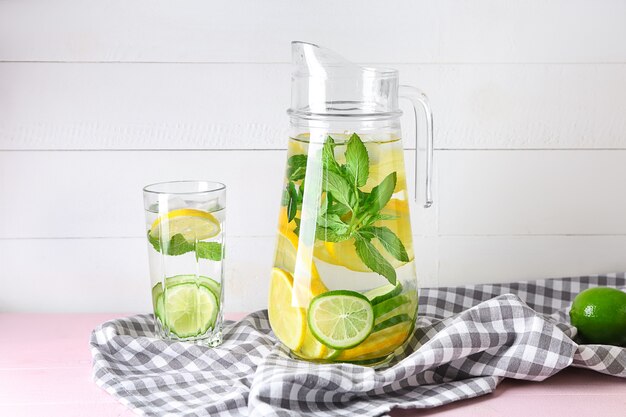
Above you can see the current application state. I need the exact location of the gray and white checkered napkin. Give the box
[90,274,626,417]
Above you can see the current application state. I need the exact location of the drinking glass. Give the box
[143,181,225,346]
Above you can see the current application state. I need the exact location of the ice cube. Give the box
[193,197,220,212]
[164,197,188,211]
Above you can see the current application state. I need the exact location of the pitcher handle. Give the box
[399,85,434,208]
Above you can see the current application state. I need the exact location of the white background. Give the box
[1,0,625,313]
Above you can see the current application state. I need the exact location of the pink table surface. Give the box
[1,313,624,417]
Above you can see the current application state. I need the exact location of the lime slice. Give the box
[372,313,412,333]
[373,294,411,318]
[152,275,221,317]
[268,268,306,350]
[307,290,374,350]
[162,283,219,338]
[364,283,403,306]
[150,208,220,242]
[152,282,164,313]
[155,283,218,338]
[164,275,221,299]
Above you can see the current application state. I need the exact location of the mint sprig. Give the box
[282,133,409,285]
[148,232,224,261]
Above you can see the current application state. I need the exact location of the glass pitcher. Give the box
[268,41,433,365]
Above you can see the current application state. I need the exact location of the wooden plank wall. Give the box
[1,0,625,312]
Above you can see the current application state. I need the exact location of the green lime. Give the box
[570,287,626,346]
[307,290,374,350]
[165,275,221,299]
[372,313,412,333]
[364,283,403,306]
[152,275,221,313]
[372,294,411,318]
[155,282,219,338]
[152,282,164,313]
[376,292,417,323]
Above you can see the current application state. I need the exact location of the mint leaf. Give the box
[354,235,397,285]
[361,226,409,262]
[345,133,369,187]
[298,181,305,203]
[148,231,161,252]
[372,213,399,221]
[327,202,351,217]
[196,242,223,261]
[316,226,350,242]
[318,213,350,235]
[324,170,354,209]
[316,208,350,241]
[165,233,195,256]
[322,136,342,174]
[365,172,396,213]
[287,154,307,181]
[287,181,298,222]
[316,212,350,242]
[356,228,376,239]
[293,217,301,236]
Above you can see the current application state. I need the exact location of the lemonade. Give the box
[143,181,226,346]
[269,133,418,364]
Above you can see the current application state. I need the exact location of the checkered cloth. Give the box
[91,273,626,417]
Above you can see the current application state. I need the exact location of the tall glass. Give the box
[143,181,225,346]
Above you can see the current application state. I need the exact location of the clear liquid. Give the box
[145,205,225,345]
[270,134,418,364]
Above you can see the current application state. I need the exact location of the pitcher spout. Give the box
[289,41,399,117]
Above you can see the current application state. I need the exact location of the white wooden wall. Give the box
[1,0,626,313]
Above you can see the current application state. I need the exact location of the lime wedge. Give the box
[155,283,219,338]
[307,290,374,350]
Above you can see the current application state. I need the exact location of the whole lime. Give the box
[569,287,626,346]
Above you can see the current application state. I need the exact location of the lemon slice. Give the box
[336,321,412,361]
[274,227,329,296]
[297,326,329,360]
[268,268,306,351]
[363,145,406,193]
[150,209,220,241]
